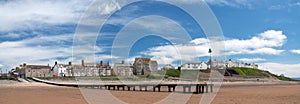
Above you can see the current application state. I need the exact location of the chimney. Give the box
[68,62,72,65]
[122,60,125,64]
[82,60,84,66]
[100,60,103,66]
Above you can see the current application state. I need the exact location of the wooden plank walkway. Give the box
[31,77,213,94]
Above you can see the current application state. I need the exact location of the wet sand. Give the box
[0,81,300,104]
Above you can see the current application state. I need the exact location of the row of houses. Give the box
[10,58,258,78]
[162,59,258,70]
[10,58,159,78]
[51,60,112,77]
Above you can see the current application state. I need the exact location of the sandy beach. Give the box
[0,80,300,104]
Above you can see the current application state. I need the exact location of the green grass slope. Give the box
[226,67,294,81]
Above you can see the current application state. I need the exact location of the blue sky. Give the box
[0,0,300,78]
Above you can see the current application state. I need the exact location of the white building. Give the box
[52,64,67,77]
[162,64,175,70]
[51,60,112,77]
[180,62,208,70]
[227,59,240,68]
[113,61,133,76]
[149,60,158,72]
[239,63,258,69]
[208,59,226,69]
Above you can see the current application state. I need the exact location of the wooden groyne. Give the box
[31,77,213,94]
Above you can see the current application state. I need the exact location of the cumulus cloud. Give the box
[238,58,266,63]
[290,49,300,54]
[0,34,73,67]
[142,30,287,65]
[259,63,300,78]
[224,30,286,55]
[0,0,91,32]
[142,44,210,65]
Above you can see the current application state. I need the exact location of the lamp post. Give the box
[208,48,212,70]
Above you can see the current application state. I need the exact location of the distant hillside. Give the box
[226,67,294,81]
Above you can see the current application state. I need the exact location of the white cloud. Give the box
[0,33,23,39]
[269,5,285,10]
[0,33,108,68]
[0,34,73,67]
[224,30,286,55]
[142,30,287,65]
[204,0,252,8]
[205,0,238,7]
[238,58,266,63]
[0,0,92,32]
[142,44,210,65]
[269,2,300,10]
[259,63,300,78]
[98,0,121,15]
[289,2,300,7]
[290,50,300,54]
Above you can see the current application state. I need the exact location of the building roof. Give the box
[25,65,50,69]
[183,62,207,64]
[135,58,151,62]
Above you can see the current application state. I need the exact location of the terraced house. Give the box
[133,58,158,75]
[51,60,112,77]
[16,63,51,78]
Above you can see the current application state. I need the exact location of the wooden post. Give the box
[139,86,142,91]
[168,86,171,92]
[206,84,209,93]
[210,84,213,93]
[196,84,199,94]
[158,86,161,92]
[145,86,147,91]
[108,86,110,90]
[127,86,131,91]
[172,86,176,92]
[201,86,205,93]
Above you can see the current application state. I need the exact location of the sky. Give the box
[0,0,300,78]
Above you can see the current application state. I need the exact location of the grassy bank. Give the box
[156,69,211,78]
[226,67,294,81]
